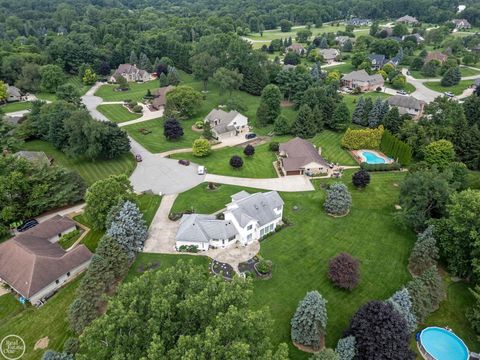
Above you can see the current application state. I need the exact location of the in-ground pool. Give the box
[357,150,392,164]
[419,327,469,360]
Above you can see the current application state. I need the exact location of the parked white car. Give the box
[197,166,206,175]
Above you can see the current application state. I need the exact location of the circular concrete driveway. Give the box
[129,138,205,195]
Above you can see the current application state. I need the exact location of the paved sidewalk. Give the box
[204,174,314,192]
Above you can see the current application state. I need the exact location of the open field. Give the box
[97,104,142,123]
[424,79,475,95]
[20,140,136,185]
[246,25,369,42]
[0,101,32,113]
[171,173,479,358]
[94,80,160,102]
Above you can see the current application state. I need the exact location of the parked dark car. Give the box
[17,219,39,232]
[135,154,142,162]
[245,133,257,139]
[396,90,407,95]
[178,159,190,166]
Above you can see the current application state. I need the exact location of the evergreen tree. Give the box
[324,183,352,216]
[257,84,282,126]
[202,120,213,139]
[159,72,168,87]
[292,104,316,138]
[291,291,328,351]
[441,66,461,87]
[95,235,129,279]
[330,102,350,131]
[129,50,138,65]
[163,117,184,140]
[363,97,373,125]
[244,144,255,156]
[138,52,152,72]
[408,225,439,276]
[166,66,180,85]
[383,107,403,134]
[368,98,383,128]
[274,115,291,135]
[352,97,366,126]
[106,200,148,260]
[312,105,324,132]
[467,285,480,334]
[311,348,340,360]
[387,288,417,333]
[42,351,73,360]
[335,336,356,360]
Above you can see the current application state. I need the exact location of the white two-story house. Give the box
[175,191,284,251]
[204,109,248,140]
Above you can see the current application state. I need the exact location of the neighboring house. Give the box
[7,85,21,102]
[0,216,91,305]
[347,18,372,26]
[402,33,425,43]
[380,27,394,37]
[175,191,284,251]
[341,70,385,92]
[204,109,248,140]
[286,43,306,55]
[452,19,471,30]
[335,36,354,46]
[109,64,151,83]
[14,150,51,165]
[473,44,480,54]
[387,95,425,119]
[389,52,403,67]
[474,78,480,89]
[368,54,387,70]
[317,48,340,64]
[3,115,24,126]
[396,15,419,25]
[278,137,330,176]
[151,85,174,110]
[425,51,448,64]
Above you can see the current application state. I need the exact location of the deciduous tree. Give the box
[192,138,211,157]
[163,117,184,140]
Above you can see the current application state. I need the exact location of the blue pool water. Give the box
[359,150,390,164]
[420,327,469,360]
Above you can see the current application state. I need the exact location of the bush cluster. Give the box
[341,126,384,150]
[360,162,401,171]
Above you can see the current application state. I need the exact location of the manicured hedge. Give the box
[360,162,401,171]
[380,131,412,166]
[341,126,384,150]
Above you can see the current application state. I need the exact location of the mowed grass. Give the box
[0,292,25,322]
[125,253,210,282]
[424,79,475,95]
[326,62,356,74]
[410,66,480,80]
[342,92,391,114]
[172,172,417,358]
[246,25,366,41]
[95,80,160,102]
[74,193,161,252]
[0,101,32,113]
[0,278,80,360]
[97,104,142,123]
[311,130,357,166]
[125,118,201,153]
[20,140,136,185]
[171,141,280,178]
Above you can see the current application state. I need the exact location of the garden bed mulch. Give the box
[238,256,272,279]
[211,260,235,280]
[292,337,325,354]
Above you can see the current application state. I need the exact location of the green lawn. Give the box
[410,67,480,80]
[423,279,478,351]
[35,92,57,101]
[124,118,201,154]
[74,193,161,252]
[246,25,367,42]
[0,292,25,322]
[343,92,391,114]
[326,62,356,74]
[311,130,357,166]
[0,278,80,360]
[171,141,281,178]
[97,104,142,123]
[20,140,136,185]
[125,253,210,282]
[384,81,416,94]
[94,80,160,102]
[0,101,32,113]
[424,79,475,95]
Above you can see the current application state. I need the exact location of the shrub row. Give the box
[380,130,413,166]
[341,126,384,150]
[360,162,401,171]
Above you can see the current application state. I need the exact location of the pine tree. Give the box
[363,97,373,125]
[352,97,366,126]
[387,288,417,333]
[368,98,383,128]
[95,235,129,279]
[159,72,168,87]
[336,336,356,360]
[312,105,324,132]
[330,102,350,131]
[139,52,152,72]
[291,291,328,351]
[106,200,148,260]
[274,115,291,135]
[383,107,403,134]
[292,104,316,138]
[408,225,439,276]
[324,183,352,216]
[203,120,213,139]
[129,50,138,65]
[166,66,180,85]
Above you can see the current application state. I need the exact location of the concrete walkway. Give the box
[204,174,315,192]
[144,194,179,253]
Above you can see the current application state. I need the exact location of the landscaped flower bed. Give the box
[211,260,235,279]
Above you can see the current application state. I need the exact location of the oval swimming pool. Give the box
[358,150,391,164]
[419,327,469,360]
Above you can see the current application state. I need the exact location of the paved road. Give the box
[204,174,315,192]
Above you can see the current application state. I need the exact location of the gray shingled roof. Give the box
[7,85,21,97]
[229,191,284,227]
[318,48,339,60]
[368,54,386,66]
[176,214,238,243]
[397,15,418,23]
[205,109,240,134]
[388,95,424,110]
[113,64,148,78]
[279,137,330,172]
[342,70,384,85]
